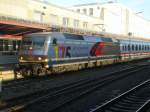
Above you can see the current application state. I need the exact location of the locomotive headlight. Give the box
[20,57,23,60]
[45,65,49,68]
[29,47,32,50]
[45,59,49,62]
[38,57,42,61]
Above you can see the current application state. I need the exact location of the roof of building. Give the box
[72,2,116,7]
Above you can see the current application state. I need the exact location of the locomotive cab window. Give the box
[22,36,46,50]
[52,38,57,45]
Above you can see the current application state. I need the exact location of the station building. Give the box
[0,0,103,32]
[70,2,150,39]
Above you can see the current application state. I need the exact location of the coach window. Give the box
[0,40,3,51]
[132,45,134,51]
[145,46,147,51]
[124,45,125,51]
[139,45,141,51]
[135,45,138,51]
[8,40,13,51]
[142,45,144,50]
[124,45,127,51]
[143,45,145,50]
[16,40,21,50]
[128,45,130,51]
[13,40,17,51]
[4,40,8,51]
[146,46,148,51]
[122,45,124,51]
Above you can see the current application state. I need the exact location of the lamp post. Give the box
[135,11,143,15]
[128,32,132,59]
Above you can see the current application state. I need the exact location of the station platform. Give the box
[0,65,15,81]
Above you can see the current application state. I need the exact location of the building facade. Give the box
[70,2,150,39]
[0,0,103,32]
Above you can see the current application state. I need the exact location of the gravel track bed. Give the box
[2,63,132,100]
[49,66,150,112]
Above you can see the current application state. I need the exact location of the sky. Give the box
[45,0,150,20]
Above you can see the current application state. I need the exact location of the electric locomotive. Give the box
[15,32,120,76]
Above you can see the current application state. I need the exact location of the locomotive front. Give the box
[15,33,50,76]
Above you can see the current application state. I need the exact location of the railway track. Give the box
[2,60,147,92]
[90,79,150,112]
[2,64,148,112]
[2,60,146,90]
[1,64,133,101]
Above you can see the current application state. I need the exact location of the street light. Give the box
[135,11,143,15]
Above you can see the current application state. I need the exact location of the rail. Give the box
[90,79,150,112]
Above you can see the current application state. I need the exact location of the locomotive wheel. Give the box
[20,68,27,77]
[26,69,33,76]
[37,68,46,76]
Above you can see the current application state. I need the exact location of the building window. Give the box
[77,9,80,13]
[83,8,87,14]
[62,17,69,26]
[89,8,93,16]
[100,8,104,20]
[74,19,79,28]
[34,11,44,22]
[83,22,88,28]
[50,14,58,25]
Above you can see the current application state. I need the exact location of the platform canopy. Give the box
[0,15,49,36]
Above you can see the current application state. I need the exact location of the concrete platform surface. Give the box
[0,65,15,81]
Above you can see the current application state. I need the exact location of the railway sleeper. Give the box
[113,103,140,110]
[117,101,141,107]
[109,107,135,112]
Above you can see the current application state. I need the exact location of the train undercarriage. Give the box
[14,54,150,78]
[14,57,119,78]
